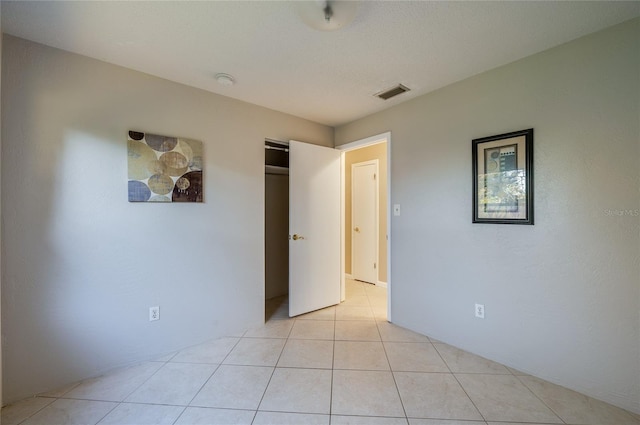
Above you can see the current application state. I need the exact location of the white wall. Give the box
[336,19,640,413]
[0,35,332,403]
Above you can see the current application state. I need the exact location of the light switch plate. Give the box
[393,204,401,216]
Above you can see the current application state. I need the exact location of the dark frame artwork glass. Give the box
[472,128,534,225]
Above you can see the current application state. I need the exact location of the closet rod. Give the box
[265,145,289,153]
[265,165,289,175]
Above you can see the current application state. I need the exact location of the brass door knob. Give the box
[354,227,360,232]
[292,234,305,240]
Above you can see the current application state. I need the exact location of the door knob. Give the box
[354,227,360,232]
[292,234,305,240]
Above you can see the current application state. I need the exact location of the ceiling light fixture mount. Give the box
[215,73,235,86]
[323,3,333,22]
[295,1,359,32]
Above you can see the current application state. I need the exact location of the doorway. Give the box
[264,140,290,320]
[338,132,391,321]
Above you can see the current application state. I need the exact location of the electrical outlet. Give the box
[149,306,160,321]
[475,303,485,319]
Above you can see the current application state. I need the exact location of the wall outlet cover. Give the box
[149,306,160,321]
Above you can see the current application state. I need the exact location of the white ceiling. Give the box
[2,1,639,127]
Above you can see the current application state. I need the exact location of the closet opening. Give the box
[264,139,289,320]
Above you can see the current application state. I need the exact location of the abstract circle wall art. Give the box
[127,131,203,203]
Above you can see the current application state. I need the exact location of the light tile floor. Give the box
[2,279,639,425]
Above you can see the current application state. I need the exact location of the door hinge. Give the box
[373,173,376,180]
[374,262,377,269]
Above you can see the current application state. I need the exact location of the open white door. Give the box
[289,140,341,317]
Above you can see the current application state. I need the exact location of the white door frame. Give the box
[351,159,379,284]
[336,132,392,322]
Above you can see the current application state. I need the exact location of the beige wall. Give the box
[344,143,387,283]
[336,19,639,413]
[1,35,332,403]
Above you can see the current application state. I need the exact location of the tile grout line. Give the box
[251,313,294,420]
[240,304,292,425]
[375,301,410,423]
[432,340,488,424]
[512,374,567,424]
[328,303,337,424]
[89,400,120,425]
[169,402,199,425]
[182,364,225,405]
[174,335,243,418]
[118,360,175,403]
[37,359,178,424]
[60,357,178,405]
[9,397,57,425]
[168,406,188,425]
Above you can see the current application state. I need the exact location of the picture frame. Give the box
[472,128,533,224]
[127,130,204,203]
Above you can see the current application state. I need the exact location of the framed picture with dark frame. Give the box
[472,128,534,224]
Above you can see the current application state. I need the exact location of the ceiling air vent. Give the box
[375,84,410,100]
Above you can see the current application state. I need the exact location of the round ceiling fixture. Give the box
[215,73,235,86]
[295,1,359,32]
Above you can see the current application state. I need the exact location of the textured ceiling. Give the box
[2,1,639,127]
